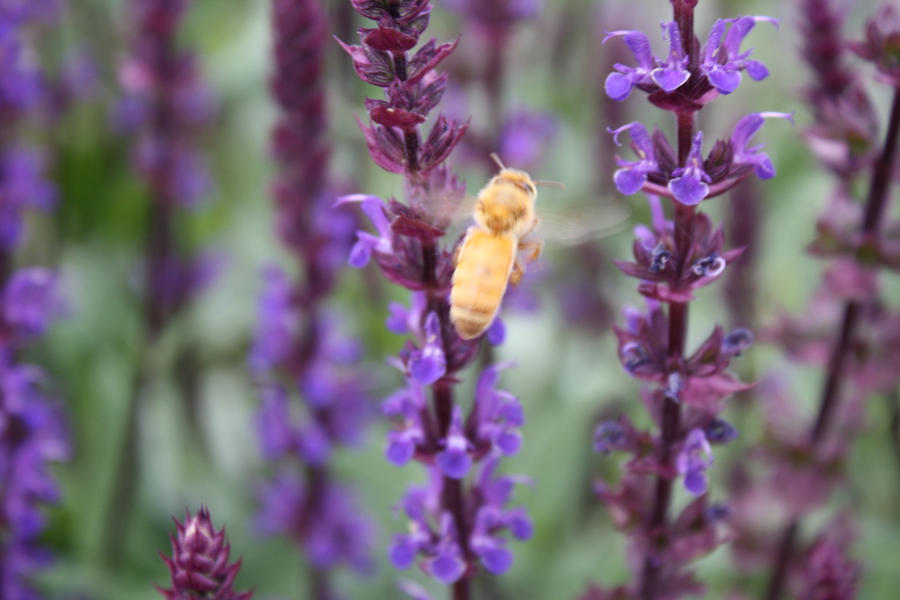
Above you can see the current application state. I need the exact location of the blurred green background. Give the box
[24,0,900,598]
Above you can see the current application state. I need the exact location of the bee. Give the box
[450,155,558,340]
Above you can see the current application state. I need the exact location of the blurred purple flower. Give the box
[498,111,557,171]
[252,1,376,593]
[677,428,713,495]
[2,267,64,340]
[256,472,373,573]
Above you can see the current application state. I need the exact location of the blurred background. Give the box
[12,0,900,598]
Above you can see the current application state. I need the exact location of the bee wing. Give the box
[531,197,630,246]
[435,192,479,246]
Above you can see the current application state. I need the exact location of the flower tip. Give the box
[389,536,417,569]
[604,72,633,102]
[480,546,513,574]
[348,241,372,268]
[429,553,466,584]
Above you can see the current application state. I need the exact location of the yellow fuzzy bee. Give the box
[449,155,558,340]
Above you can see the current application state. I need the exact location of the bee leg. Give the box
[519,239,544,263]
[510,258,525,286]
[452,243,462,266]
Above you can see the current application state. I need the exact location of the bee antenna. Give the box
[533,179,566,191]
[490,152,506,170]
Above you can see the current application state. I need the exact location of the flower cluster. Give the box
[116,0,215,208]
[608,111,791,206]
[106,0,220,567]
[340,0,532,592]
[156,507,253,600]
[604,16,775,103]
[115,0,219,330]
[604,16,789,207]
[587,2,783,598]
[250,0,375,592]
[0,5,60,251]
[0,5,71,598]
[0,270,69,600]
[729,3,900,597]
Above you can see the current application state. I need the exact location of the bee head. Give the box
[495,168,538,199]
[476,168,538,235]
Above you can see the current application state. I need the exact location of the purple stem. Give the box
[433,379,470,600]
[639,4,697,596]
[762,85,900,600]
[103,171,175,565]
[305,464,333,600]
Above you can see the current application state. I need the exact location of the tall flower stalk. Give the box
[249,1,374,597]
[339,1,532,597]
[584,2,787,597]
[106,0,216,561]
[0,2,70,597]
[156,507,253,600]
[755,3,900,598]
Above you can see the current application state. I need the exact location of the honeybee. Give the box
[450,155,556,340]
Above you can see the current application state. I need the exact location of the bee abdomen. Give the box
[450,229,516,340]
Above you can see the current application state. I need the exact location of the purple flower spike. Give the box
[677,428,714,495]
[730,112,794,179]
[609,122,658,195]
[436,407,472,479]
[156,507,253,600]
[668,132,710,205]
[651,22,690,92]
[603,30,655,101]
[700,16,779,94]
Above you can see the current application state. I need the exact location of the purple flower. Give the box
[339,194,393,269]
[609,121,658,195]
[436,407,472,479]
[409,312,447,385]
[730,112,795,180]
[2,267,63,340]
[700,16,778,94]
[485,317,506,346]
[156,507,253,600]
[256,473,373,573]
[475,362,524,455]
[498,110,557,170]
[668,132,710,206]
[653,22,690,92]
[677,428,714,495]
[0,149,57,249]
[249,266,295,372]
[602,30,654,101]
[603,23,688,101]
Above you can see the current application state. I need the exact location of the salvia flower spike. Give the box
[587,1,785,597]
[156,507,253,600]
[339,0,532,594]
